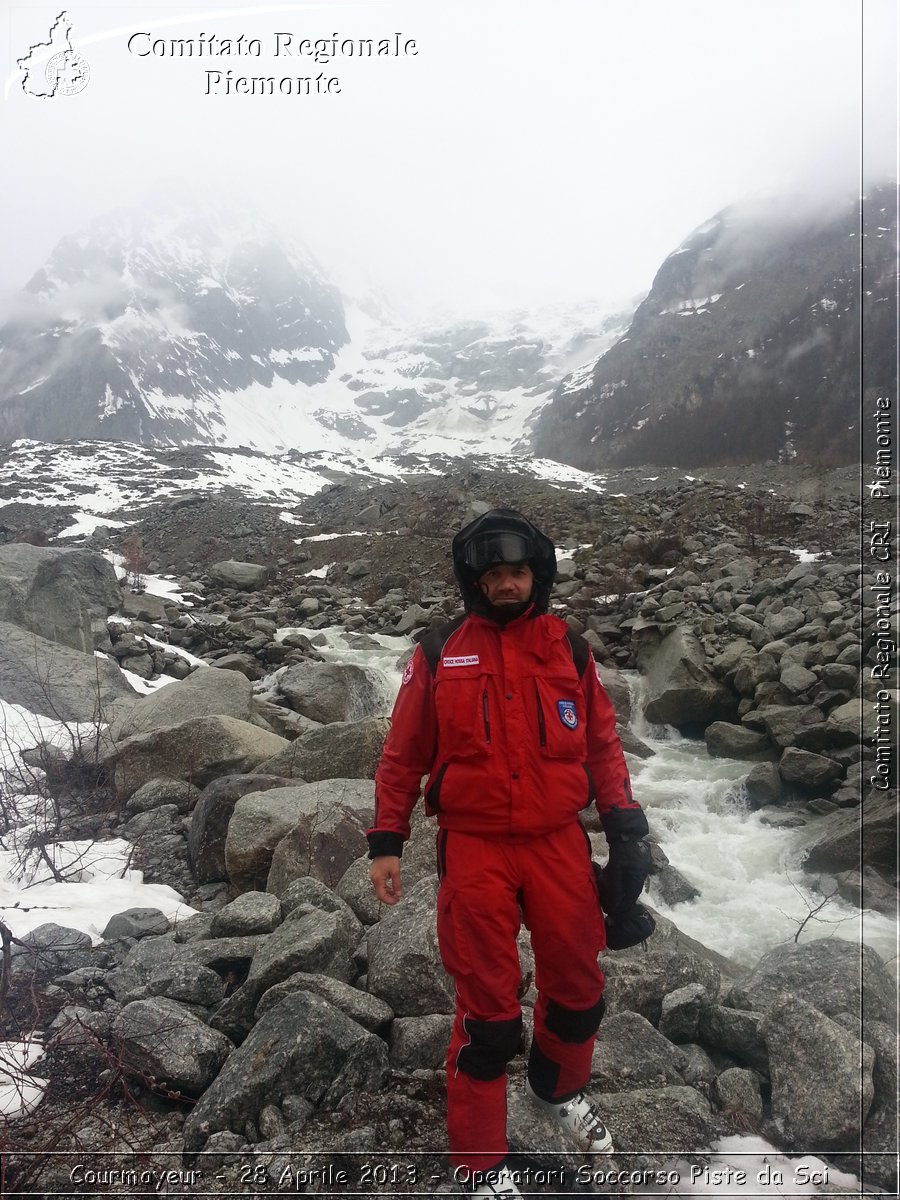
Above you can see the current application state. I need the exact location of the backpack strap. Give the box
[419,614,467,676]
[566,628,593,679]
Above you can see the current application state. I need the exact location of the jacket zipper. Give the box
[482,690,492,744]
[534,683,547,747]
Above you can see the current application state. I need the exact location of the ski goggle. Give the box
[463,530,534,572]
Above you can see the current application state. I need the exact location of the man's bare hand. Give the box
[370,855,403,905]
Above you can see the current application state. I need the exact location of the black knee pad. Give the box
[456,1014,523,1081]
[545,994,606,1044]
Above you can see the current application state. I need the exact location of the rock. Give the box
[658,983,711,1043]
[697,1006,768,1073]
[779,663,818,695]
[366,876,454,1016]
[763,606,806,638]
[112,716,289,800]
[183,993,389,1151]
[580,1085,721,1153]
[395,603,432,634]
[225,780,372,894]
[704,722,773,760]
[209,892,283,938]
[679,1044,719,1088]
[592,1011,688,1090]
[265,780,375,894]
[756,704,825,748]
[211,652,265,680]
[761,994,874,1146]
[210,887,363,1043]
[834,866,898,916]
[102,909,170,941]
[188,774,295,884]
[0,620,134,723]
[112,998,232,1096]
[803,791,898,875]
[389,1015,454,1069]
[256,972,393,1033]
[208,560,270,590]
[743,762,783,807]
[125,779,202,814]
[733,653,779,697]
[108,666,255,742]
[276,661,382,723]
[777,747,842,788]
[120,589,169,622]
[145,962,226,1008]
[257,718,389,782]
[726,940,894,1021]
[596,664,631,723]
[639,626,738,729]
[0,544,122,651]
[826,696,880,743]
[713,1067,763,1122]
[11,923,94,978]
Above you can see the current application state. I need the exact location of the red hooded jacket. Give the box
[368,609,643,857]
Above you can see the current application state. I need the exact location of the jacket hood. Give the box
[452,508,557,615]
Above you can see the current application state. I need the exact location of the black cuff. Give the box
[601,806,649,841]
[367,831,404,859]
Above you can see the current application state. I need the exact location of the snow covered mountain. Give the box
[533,183,897,469]
[0,198,630,457]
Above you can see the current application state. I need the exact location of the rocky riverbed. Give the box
[0,463,895,1196]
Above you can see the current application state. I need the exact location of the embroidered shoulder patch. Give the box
[401,658,415,685]
[557,699,578,729]
[442,654,480,668]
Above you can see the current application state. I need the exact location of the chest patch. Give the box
[442,654,480,668]
[557,699,579,729]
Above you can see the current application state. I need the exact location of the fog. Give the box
[1,0,896,318]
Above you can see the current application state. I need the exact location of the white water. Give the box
[325,629,897,972]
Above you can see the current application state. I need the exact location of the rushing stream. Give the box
[303,627,897,972]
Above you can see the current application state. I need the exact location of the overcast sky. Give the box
[1,0,897,316]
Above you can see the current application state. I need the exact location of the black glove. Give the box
[603,902,656,951]
[596,837,652,916]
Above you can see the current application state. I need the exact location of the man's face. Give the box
[477,561,534,606]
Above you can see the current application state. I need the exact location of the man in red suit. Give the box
[368,509,650,1197]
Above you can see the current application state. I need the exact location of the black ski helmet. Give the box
[452,508,557,614]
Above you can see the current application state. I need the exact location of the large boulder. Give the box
[265,780,375,894]
[107,667,255,741]
[112,998,232,1096]
[639,626,738,729]
[112,716,289,800]
[591,1011,688,1090]
[188,774,296,884]
[0,544,121,651]
[761,994,874,1147]
[0,620,134,723]
[225,780,372,894]
[578,1085,721,1153]
[275,661,383,723]
[208,560,270,591]
[257,718,389,782]
[366,876,455,1016]
[778,747,842,789]
[183,992,389,1152]
[704,721,774,761]
[802,791,898,875]
[726,939,895,1022]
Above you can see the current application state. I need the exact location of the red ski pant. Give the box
[436,822,606,1173]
